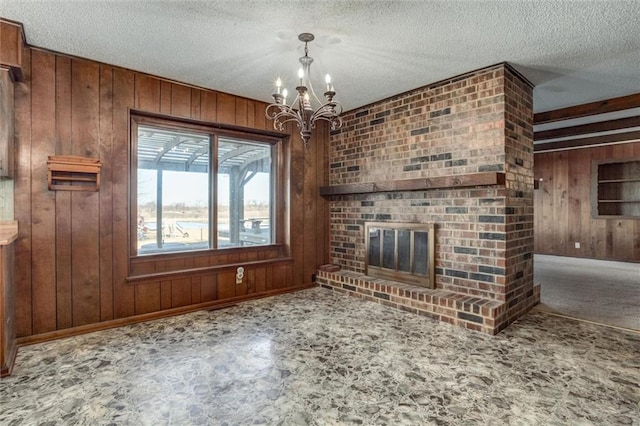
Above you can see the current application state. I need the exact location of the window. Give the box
[593,160,640,218]
[132,118,276,256]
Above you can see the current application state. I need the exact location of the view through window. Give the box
[135,122,274,255]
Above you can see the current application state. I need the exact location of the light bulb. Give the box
[275,77,282,94]
[325,74,331,91]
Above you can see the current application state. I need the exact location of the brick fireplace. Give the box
[316,63,540,334]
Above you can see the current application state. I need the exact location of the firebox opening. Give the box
[365,222,435,289]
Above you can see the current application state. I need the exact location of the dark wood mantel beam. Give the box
[319,172,505,197]
[534,92,640,125]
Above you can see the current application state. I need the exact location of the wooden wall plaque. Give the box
[47,155,101,191]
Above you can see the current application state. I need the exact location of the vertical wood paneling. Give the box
[30,50,57,334]
[133,263,158,314]
[135,75,161,112]
[552,151,568,253]
[99,64,114,322]
[112,67,135,319]
[246,100,255,128]
[536,151,554,254]
[302,129,318,284]
[254,100,266,131]
[274,264,287,289]
[14,46,32,337]
[216,93,236,124]
[254,267,266,293]
[136,281,162,314]
[593,145,612,258]
[70,58,101,326]
[191,89,201,120]
[235,98,248,127]
[171,278,192,308]
[160,81,172,114]
[567,149,587,256]
[265,266,274,291]
[191,276,202,303]
[575,148,591,257]
[170,83,191,117]
[276,135,289,254]
[290,122,304,285]
[200,274,217,302]
[317,121,330,268]
[635,143,640,261]
[217,272,235,299]
[13,45,327,338]
[55,55,73,329]
[610,143,635,260]
[534,142,640,262]
[236,270,248,297]
[201,91,217,122]
[245,269,255,295]
[160,280,172,309]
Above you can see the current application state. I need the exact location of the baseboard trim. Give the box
[16,284,315,347]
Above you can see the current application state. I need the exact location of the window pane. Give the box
[368,228,381,267]
[382,229,395,270]
[217,138,272,248]
[137,125,210,255]
[397,230,411,272]
[414,231,429,275]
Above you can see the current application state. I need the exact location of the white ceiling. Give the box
[1,0,639,113]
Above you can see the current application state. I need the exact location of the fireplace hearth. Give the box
[365,222,435,289]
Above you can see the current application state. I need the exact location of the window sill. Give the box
[130,243,284,263]
[126,256,293,285]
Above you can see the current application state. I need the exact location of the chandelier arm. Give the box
[309,101,343,122]
[309,114,343,130]
[265,102,309,132]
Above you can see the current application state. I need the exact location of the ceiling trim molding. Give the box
[534,92,640,125]
[534,116,640,141]
[534,130,640,152]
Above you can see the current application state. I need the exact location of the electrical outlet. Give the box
[574,242,581,249]
[236,267,244,284]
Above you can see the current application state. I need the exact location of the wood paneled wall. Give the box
[534,142,640,262]
[14,46,329,339]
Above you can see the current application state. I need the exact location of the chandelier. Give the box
[265,33,343,147]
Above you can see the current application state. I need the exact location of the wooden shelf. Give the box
[594,160,640,218]
[319,172,505,197]
[47,155,101,191]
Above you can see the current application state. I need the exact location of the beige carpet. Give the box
[534,254,640,331]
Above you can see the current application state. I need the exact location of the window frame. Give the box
[129,114,282,260]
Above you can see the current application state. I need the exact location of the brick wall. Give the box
[322,63,539,333]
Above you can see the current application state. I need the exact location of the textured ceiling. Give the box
[1,0,639,113]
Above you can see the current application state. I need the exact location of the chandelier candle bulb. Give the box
[298,68,304,85]
[275,77,282,94]
[325,74,331,91]
[282,88,287,105]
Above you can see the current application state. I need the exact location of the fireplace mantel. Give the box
[319,172,505,197]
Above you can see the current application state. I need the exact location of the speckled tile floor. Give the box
[1,287,639,425]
